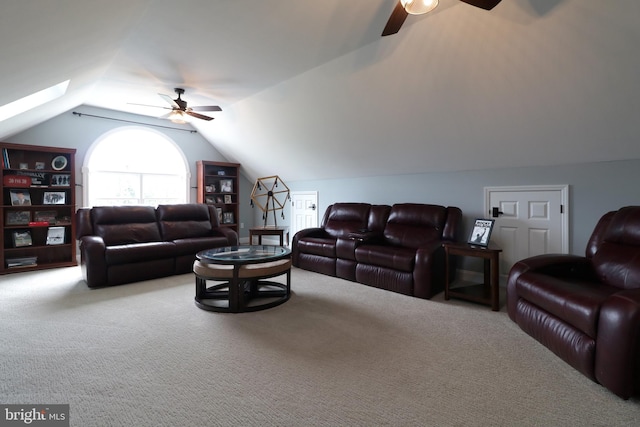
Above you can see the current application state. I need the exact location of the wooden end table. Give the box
[443,242,502,311]
[249,226,289,246]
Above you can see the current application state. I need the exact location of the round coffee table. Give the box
[194,245,291,313]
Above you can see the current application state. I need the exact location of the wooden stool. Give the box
[193,258,291,313]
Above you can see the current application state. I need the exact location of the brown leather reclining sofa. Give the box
[76,204,238,288]
[292,203,462,299]
[507,206,640,399]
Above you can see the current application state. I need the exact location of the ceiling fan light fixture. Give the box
[401,0,439,15]
[168,110,190,124]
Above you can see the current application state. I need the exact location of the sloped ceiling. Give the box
[1,1,639,182]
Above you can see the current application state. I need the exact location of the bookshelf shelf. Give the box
[196,161,240,233]
[1,142,77,273]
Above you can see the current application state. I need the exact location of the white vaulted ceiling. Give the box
[1,1,639,181]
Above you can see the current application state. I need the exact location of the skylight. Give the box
[0,80,70,122]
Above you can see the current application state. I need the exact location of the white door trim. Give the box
[290,190,319,241]
[484,184,570,253]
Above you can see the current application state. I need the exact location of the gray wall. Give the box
[287,159,640,257]
[6,105,254,239]
[7,105,640,266]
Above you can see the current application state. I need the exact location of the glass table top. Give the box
[196,245,291,264]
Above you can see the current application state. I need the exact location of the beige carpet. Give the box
[1,266,639,426]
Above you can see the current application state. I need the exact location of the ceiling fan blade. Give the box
[186,111,214,121]
[159,93,180,109]
[191,105,222,112]
[459,0,502,10]
[381,1,408,37]
[127,102,172,110]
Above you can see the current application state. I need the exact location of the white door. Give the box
[290,191,318,242]
[485,185,569,275]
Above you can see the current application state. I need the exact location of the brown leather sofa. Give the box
[292,203,462,299]
[76,204,238,288]
[507,206,640,399]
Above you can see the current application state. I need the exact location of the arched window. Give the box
[83,127,189,207]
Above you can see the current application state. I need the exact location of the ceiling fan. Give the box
[131,88,222,123]
[381,0,502,36]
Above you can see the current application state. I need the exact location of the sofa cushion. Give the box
[92,206,162,246]
[173,237,230,256]
[355,244,415,272]
[157,203,214,241]
[323,203,371,238]
[105,242,176,265]
[515,272,619,338]
[383,204,446,249]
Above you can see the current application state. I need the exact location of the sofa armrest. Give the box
[596,288,640,399]
[507,254,596,321]
[292,227,328,264]
[215,227,238,246]
[413,241,447,299]
[78,236,108,288]
[293,227,326,240]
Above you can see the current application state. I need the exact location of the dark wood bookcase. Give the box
[1,142,77,274]
[196,160,241,232]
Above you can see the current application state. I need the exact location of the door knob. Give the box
[310,204,316,211]
[491,207,504,218]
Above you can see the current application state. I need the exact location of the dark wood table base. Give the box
[193,259,291,313]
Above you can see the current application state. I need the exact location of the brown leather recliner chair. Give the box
[507,206,640,399]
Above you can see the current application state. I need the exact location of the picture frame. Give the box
[50,174,70,187]
[51,155,68,171]
[6,210,31,226]
[43,191,66,205]
[468,218,495,247]
[12,230,33,247]
[10,189,31,206]
[19,162,28,170]
[35,161,46,170]
[34,210,57,223]
[223,212,234,224]
[46,226,65,245]
[216,207,223,224]
[219,179,233,193]
[224,195,232,204]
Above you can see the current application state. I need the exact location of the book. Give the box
[6,256,37,268]
[29,221,50,227]
[2,148,10,169]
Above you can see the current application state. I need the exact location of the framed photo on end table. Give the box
[468,218,495,247]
